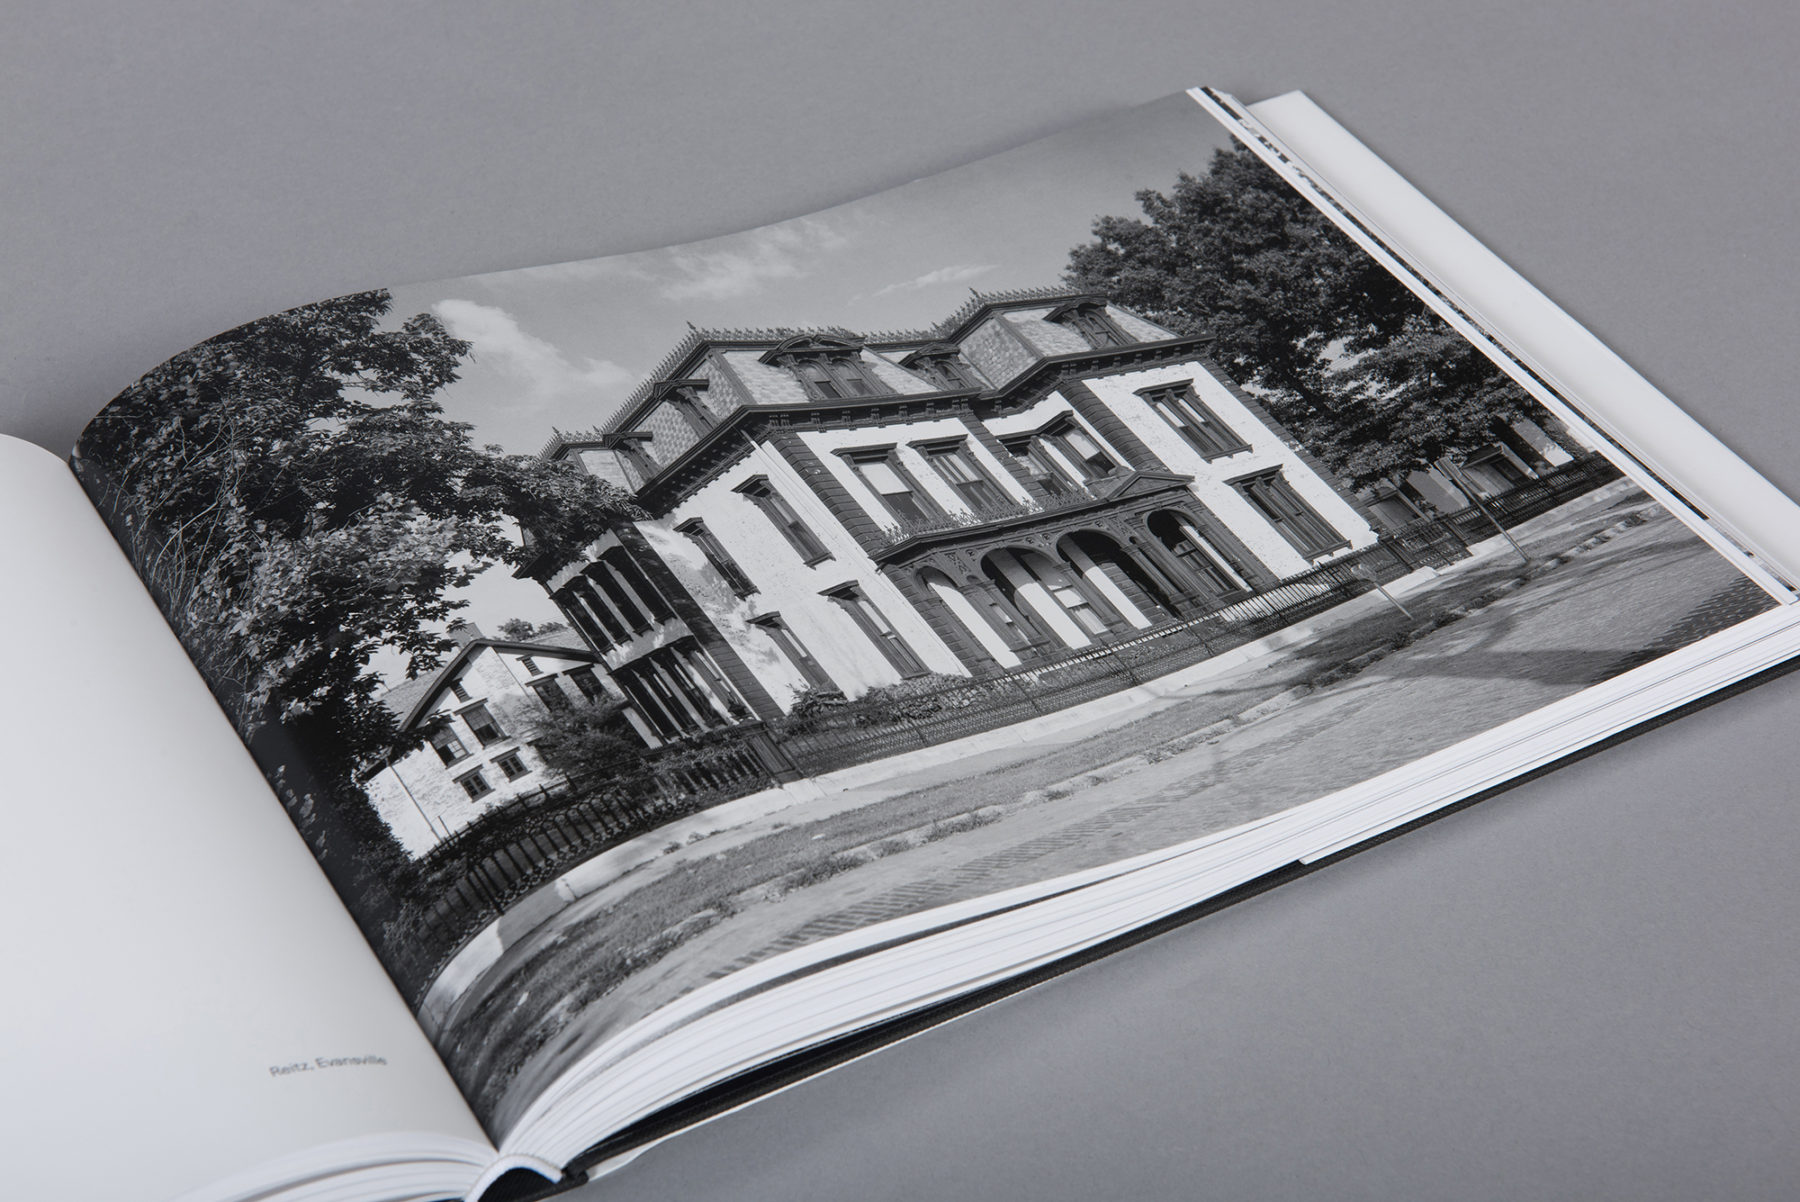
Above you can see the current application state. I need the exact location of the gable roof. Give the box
[378,631,599,732]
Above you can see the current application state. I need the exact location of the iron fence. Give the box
[1437,455,1622,543]
[385,731,784,996]
[385,453,1626,998]
[769,537,1421,775]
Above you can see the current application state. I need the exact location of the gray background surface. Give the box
[6,4,1798,1198]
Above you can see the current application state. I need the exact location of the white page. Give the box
[0,436,491,1200]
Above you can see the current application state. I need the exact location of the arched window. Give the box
[1046,299,1127,349]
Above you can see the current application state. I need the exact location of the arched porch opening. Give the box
[1057,529,1178,628]
[981,546,1118,649]
[917,566,1026,667]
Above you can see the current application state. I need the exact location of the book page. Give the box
[63,91,1800,1155]
[0,437,490,1201]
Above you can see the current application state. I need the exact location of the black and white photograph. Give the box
[68,90,1789,1144]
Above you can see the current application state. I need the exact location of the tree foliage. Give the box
[495,618,570,643]
[527,696,652,782]
[1064,145,1538,488]
[75,289,638,787]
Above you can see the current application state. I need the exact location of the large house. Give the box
[517,287,1385,745]
[361,623,607,857]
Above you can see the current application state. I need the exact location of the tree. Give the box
[527,696,653,783]
[495,618,570,642]
[75,290,639,792]
[1064,145,1539,489]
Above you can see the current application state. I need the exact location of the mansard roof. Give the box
[538,286,1122,459]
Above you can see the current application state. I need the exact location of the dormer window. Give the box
[656,379,715,435]
[763,336,888,401]
[610,433,657,484]
[792,357,879,399]
[900,345,982,391]
[1047,299,1127,349]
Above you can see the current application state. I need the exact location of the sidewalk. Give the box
[432,482,1775,1125]
[421,478,1656,1035]
[458,494,1766,1132]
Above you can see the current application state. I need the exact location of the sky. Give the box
[373,91,1236,678]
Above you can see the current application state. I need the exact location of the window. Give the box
[1003,436,1079,496]
[909,352,980,390]
[827,585,929,677]
[626,659,713,734]
[530,678,569,711]
[566,665,604,701]
[447,678,470,703]
[461,702,506,747]
[679,519,755,596]
[846,450,936,523]
[922,442,1009,511]
[791,356,881,400]
[1148,510,1250,599]
[566,578,627,645]
[556,588,613,652]
[1048,301,1126,349]
[518,655,541,676]
[602,549,675,623]
[984,600,1036,649]
[494,751,529,781]
[457,769,493,801]
[430,727,468,766]
[738,478,832,563]
[1043,419,1119,480]
[1138,383,1250,460]
[1233,471,1347,559]
[586,563,649,633]
[1044,576,1111,635]
[612,669,688,739]
[679,644,750,720]
[753,614,836,691]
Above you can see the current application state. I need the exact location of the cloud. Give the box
[871,263,997,297]
[657,217,850,302]
[433,299,635,406]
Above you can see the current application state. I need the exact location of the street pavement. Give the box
[444,494,1774,1133]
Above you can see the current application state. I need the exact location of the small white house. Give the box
[361,623,608,858]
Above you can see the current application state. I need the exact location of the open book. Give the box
[8,88,1798,1202]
